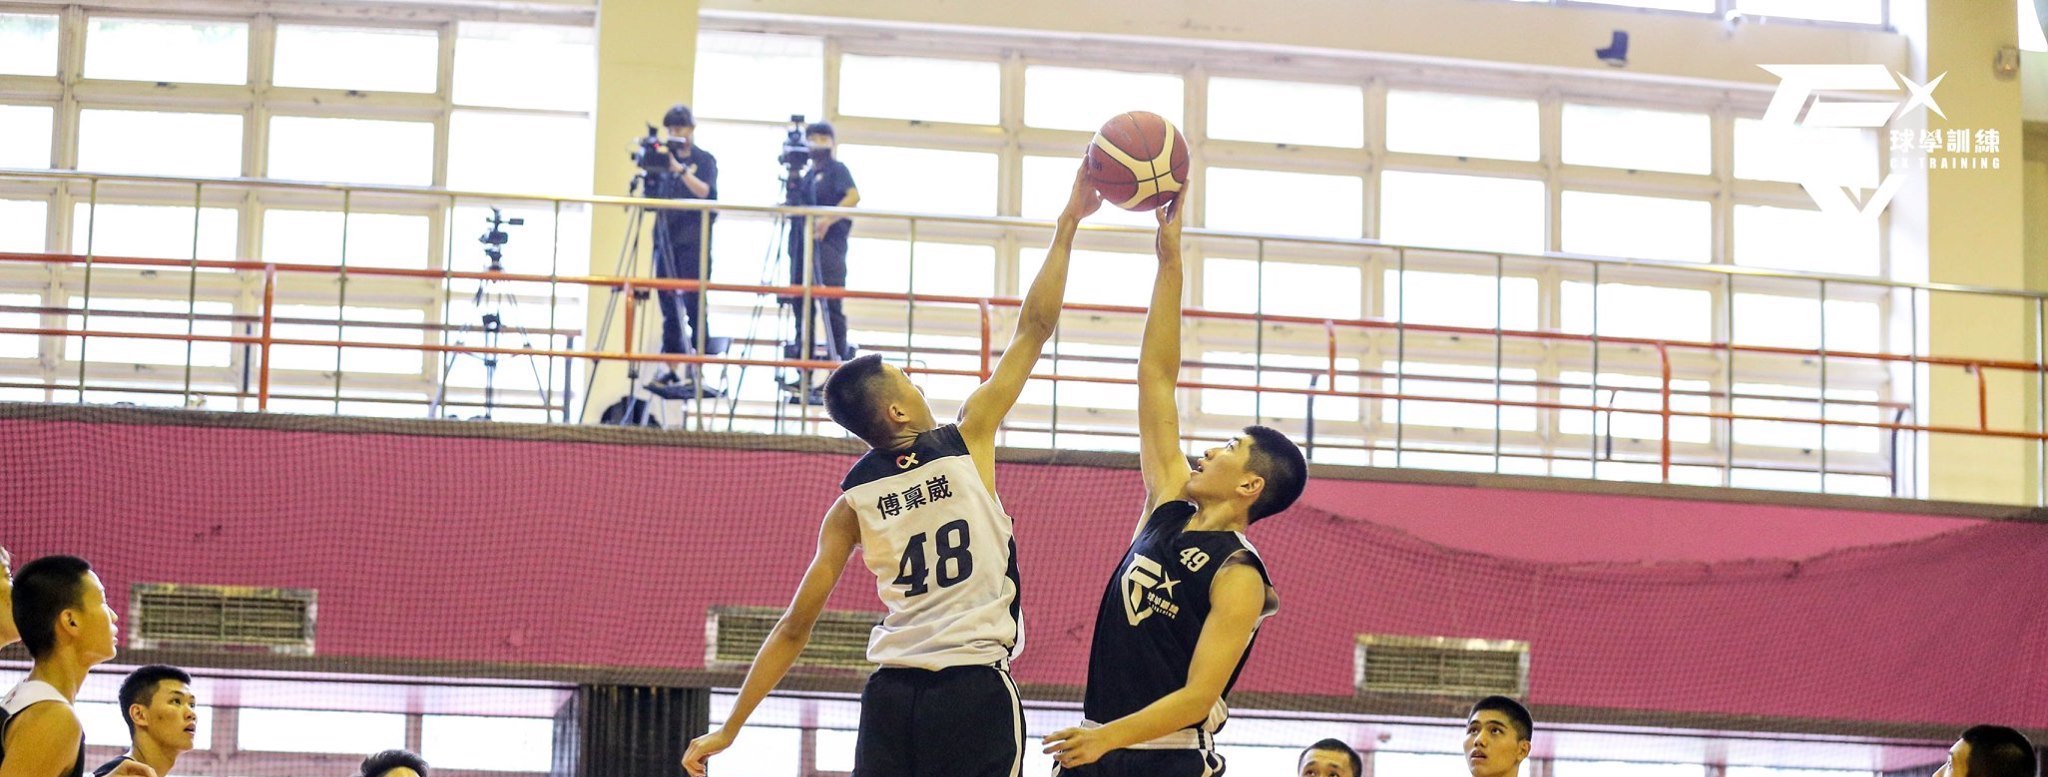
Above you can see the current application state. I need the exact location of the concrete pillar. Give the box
[584,0,699,421]
[1898,0,2032,503]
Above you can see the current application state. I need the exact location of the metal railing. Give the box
[4,168,2046,500]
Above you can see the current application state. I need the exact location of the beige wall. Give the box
[703,0,1905,85]
[584,0,700,419]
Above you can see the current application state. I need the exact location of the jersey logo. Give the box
[896,452,920,469]
[1121,554,1184,626]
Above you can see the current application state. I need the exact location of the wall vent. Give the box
[706,606,879,671]
[1355,634,1528,697]
[130,583,316,655]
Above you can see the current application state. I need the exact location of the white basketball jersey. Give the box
[840,424,1022,669]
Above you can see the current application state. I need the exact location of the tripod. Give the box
[431,208,549,420]
[579,174,736,428]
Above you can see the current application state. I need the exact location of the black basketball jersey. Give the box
[1081,501,1277,738]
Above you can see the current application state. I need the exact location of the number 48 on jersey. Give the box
[893,519,976,596]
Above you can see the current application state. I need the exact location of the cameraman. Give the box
[646,103,720,398]
[784,121,859,402]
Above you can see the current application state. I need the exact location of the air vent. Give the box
[706,606,879,671]
[130,583,316,655]
[1355,634,1528,697]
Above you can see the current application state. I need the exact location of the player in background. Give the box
[92,666,198,777]
[1,556,154,777]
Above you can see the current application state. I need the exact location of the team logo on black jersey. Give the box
[896,452,920,469]
[1121,554,1183,625]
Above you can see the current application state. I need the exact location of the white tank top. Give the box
[839,424,1023,669]
[1,679,83,777]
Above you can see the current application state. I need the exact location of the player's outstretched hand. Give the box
[1154,187,1185,259]
[1043,725,1114,770]
[681,728,736,777]
[1061,159,1104,225]
[107,760,159,777]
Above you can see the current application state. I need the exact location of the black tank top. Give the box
[1081,500,1274,731]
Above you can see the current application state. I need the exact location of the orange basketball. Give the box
[1084,111,1190,212]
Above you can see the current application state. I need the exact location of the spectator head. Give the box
[12,555,116,663]
[805,121,836,155]
[359,749,429,777]
[663,104,695,131]
[120,665,198,753]
[1299,738,1362,777]
[1936,726,2037,777]
[1465,695,1534,777]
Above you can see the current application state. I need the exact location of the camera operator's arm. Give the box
[666,149,713,199]
[810,160,859,238]
[810,188,859,238]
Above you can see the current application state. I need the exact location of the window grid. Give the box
[0,11,1902,495]
[0,8,590,419]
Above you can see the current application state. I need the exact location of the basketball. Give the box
[1085,111,1189,212]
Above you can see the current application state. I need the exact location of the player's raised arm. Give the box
[956,161,1101,469]
[681,498,860,777]
[1136,194,1192,522]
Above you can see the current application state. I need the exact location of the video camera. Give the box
[478,206,524,271]
[779,114,811,171]
[632,123,688,172]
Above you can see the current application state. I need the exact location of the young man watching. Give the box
[682,163,1100,777]
[1302,738,1368,774]
[1464,695,1533,777]
[92,666,197,777]
[1933,725,2036,777]
[0,556,151,777]
[1299,738,1362,777]
[1042,189,1308,775]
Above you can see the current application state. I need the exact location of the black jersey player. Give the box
[1043,188,1307,777]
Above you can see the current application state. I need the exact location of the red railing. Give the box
[3,250,2043,486]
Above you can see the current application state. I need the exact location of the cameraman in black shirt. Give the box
[645,104,720,399]
[783,122,860,403]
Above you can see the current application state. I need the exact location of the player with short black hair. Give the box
[1,555,151,777]
[1299,738,1362,777]
[822,353,894,447]
[1936,725,2037,777]
[1465,696,1533,777]
[683,162,1103,777]
[92,666,196,777]
[357,749,428,777]
[1042,189,1305,776]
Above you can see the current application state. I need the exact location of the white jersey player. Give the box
[683,161,1103,777]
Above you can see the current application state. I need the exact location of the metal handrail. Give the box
[4,166,2044,298]
[9,168,2047,496]
[2,250,2043,488]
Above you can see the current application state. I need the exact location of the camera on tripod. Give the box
[478,206,524,271]
[632,123,688,172]
[779,114,811,172]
